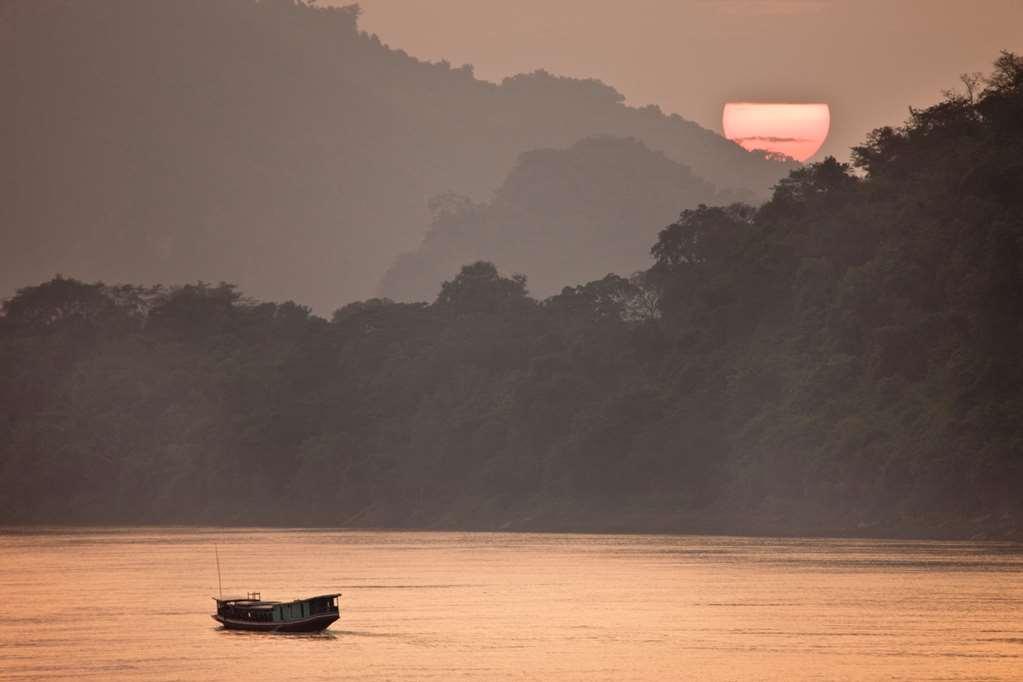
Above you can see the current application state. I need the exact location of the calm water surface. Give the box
[0,529,1021,680]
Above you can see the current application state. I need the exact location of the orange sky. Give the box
[344,0,1022,162]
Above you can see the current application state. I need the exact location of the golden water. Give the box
[0,529,1020,680]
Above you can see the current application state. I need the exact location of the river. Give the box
[0,529,1020,680]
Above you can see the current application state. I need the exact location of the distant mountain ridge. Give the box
[379,136,725,301]
[3,0,793,310]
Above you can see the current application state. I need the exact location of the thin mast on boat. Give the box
[215,544,223,598]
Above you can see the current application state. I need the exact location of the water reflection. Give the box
[0,529,1020,681]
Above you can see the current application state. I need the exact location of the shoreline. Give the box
[2,514,1019,543]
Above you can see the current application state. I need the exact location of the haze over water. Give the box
[0,529,1020,680]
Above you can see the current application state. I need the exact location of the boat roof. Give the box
[213,593,340,605]
[225,601,276,610]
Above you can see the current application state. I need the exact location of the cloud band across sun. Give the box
[722,103,830,162]
[732,136,811,143]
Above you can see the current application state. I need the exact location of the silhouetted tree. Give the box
[651,203,754,269]
[435,261,531,314]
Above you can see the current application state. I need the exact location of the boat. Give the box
[212,592,341,632]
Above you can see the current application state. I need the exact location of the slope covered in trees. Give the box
[1,54,1020,539]
[379,136,726,301]
[2,0,790,311]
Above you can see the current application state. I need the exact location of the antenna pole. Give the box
[215,544,223,598]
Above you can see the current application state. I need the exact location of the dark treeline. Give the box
[2,0,791,311]
[2,55,1021,538]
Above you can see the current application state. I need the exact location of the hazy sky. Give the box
[346,0,1022,161]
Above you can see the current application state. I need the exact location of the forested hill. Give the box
[2,55,1021,539]
[2,0,790,312]
[379,136,725,301]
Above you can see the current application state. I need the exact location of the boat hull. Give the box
[213,612,339,633]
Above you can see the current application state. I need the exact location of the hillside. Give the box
[2,53,1019,539]
[2,0,791,311]
[379,136,725,301]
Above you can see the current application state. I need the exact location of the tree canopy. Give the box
[1,53,1020,539]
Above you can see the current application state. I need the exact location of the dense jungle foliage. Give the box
[1,54,1020,538]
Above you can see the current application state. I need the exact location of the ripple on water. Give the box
[0,530,1021,681]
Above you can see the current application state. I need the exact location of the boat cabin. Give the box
[212,592,341,632]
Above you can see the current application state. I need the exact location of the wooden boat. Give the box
[212,592,341,632]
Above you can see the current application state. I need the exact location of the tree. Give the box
[544,272,660,324]
[146,282,244,341]
[651,203,755,269]
[763,156,858,210]
[435,261,532,314]
[2,276,142,334]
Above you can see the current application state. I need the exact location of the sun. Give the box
[722,103,830,162]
